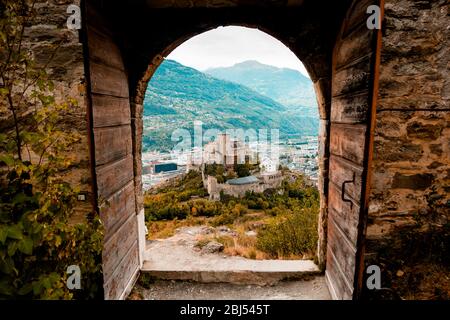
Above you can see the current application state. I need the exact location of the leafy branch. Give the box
[0,0,103,299]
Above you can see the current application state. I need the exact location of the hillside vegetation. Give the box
[143,60,319,152]
[144,170,319,260]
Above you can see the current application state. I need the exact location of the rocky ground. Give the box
[129,277,330,300]
[129,226,329,300]
[142,226,319,284]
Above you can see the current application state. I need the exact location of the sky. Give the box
[167,26,310,78]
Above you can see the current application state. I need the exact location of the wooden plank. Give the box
[329,155,363,202]
[328,183,360,246]
[96,155,134,200]
[326,248,354,300]
[102,214,138,281]
[100,181,136,242]
[88,27,125,71]
[92,94,131,128]
[103,242,139,300]
[331,91,369,124]
[332,56,371,97]
[330,123,366,165]
[342,0,375,38]
[90,62,129,98]
[94,125,132,166]
[327,217,357,291]
[336,24,374,69]
[326,0,381,301]
[86,2,114,37]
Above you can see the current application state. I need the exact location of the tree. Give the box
[234,164,250,178]
[0,0,103,299]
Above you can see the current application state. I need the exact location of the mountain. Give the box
[143,59,318,152]
[205,60,318,117]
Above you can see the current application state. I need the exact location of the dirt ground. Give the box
[129,277,330,300]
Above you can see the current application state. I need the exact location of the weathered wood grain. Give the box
[327,213,358,291]
[336,24,373,70]
[328,183,360,246]
[90,62,129,98]
[329,155,363,202]
[103,242,139,300]
[86,1,139,302]
[326,248,354,300]
[332,56,371,97]
[331,91,370,124]
[326,0,379,300]
[102,214,138,281]
[94,125,132,166]
[96,155,134,200]
[100,181,136,242]
[92,94,131,128]
[342,0,375,38]
[88,27,125,71]
[330,123,366,165]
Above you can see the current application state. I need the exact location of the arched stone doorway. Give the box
[82,0,383,300]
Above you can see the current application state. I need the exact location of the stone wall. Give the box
[205,174,283,200]
[365,0,449,285]
[9,0,449,299]
[20,0,93,220]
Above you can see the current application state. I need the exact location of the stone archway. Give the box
[81,0,383,300]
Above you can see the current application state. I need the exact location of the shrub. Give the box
[0,161,103,299]
[0,1,103,299]
[256,207,318,259]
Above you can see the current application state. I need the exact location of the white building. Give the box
[202,133,253,167]
[260,156,279,174]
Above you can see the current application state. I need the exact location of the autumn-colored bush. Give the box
[256,206,318,259]
[0,1,103,299]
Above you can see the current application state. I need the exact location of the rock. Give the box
[392,173,434,190]
[200,226,215,235]
[201,241,224,254]
[250,222,266,230]
[396,270,405,277]
[245,231,257,237]
[217,226,231,233]
[406,122,443,141]
[217,226,238,237]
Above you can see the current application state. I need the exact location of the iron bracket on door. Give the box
[341,172,355,209]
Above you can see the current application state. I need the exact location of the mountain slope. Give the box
[205,60,318,117]
[143,60,318,152]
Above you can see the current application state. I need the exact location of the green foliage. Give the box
[0,1,103,299]
[0,156,103,300]
[205,60,318,113]
[210,203,248,227]
[234,163,251,178]
[256,206,318,258]
[142,59,319,152]
[145,167,320,259]
[144,171,211,221]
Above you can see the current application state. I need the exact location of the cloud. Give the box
[167,26,310,78]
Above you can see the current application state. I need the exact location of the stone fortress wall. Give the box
[205,173,284,200]
[9,0,449,298]
[366,0,449,260]
[17,0,93,221]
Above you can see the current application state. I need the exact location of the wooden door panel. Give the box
[326,0,382,300]
[331,92,370,124]
[330,124,366,165]
[85,2,140,300]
